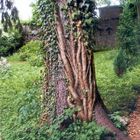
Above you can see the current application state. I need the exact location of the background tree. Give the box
[119,0,140,19]
[96,0,111,6]
[0,0,23,56]
[0,0,22,32]
[114,0,140,76]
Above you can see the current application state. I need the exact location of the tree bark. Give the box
[55,56,68,116]
[38,0,131,139]
[53,1,129,139]
[94,88,130,140]
[43,47,67,123]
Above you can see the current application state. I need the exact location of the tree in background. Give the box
[114,0,140,76]
[0,0,22,32]
[97,0,111,6]
[0,0,23,56]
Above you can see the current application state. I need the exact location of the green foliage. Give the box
[96,0,111,6]
[59,121,107,140]
[95,50,140,113]
[0,30,23,56]
[114,48,128,75]
[30,2,42,27]
[19,40,44,66]
[1,50,140,139]
[109,112,125,130]
[0,0,22,32]
[51,120,107,140]
[13,109,108,140]
[31,0,97,119]
[0,60,42,140]
[31,0,59,119]
[61,0,97,49]
[115,0,140,76]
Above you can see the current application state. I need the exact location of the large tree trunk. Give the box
[55,55,68,116]
[41,0,130,139]
[43,48,67,123]
[53,1,130,139]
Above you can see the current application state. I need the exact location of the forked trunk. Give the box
[42,0,130,140]
[54,1,129,139]
[55,0,96,121]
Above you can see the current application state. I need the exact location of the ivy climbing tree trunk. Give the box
[53,0,130,139]
[55,3,96,121]
[55,56,68,116]
[42,45,68,127]
[43,53,67,122]
[37,0,130,139]
[40,0,68,122]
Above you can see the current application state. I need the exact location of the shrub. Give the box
[109,112,125,130]
[19,40,44,66]
[0,62,42,140]
[13,109,110,140]
[114,1,140,76]
[0,30,23,56]
[28,54,43,67]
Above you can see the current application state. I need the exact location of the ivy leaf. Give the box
[85,18,93,25]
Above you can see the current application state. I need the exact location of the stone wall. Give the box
[22,6,122,49]
[22,25,41,43]
[95,6,123,49]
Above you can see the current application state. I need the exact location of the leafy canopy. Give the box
[114,0,140,76]
[0,0,22,32]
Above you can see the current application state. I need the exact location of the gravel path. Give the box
[127,96,140,140]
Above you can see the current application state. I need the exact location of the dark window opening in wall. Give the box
[99,30,102,36]
[97,27,104,36]
[106,27,113,35]
[111,17,119,20]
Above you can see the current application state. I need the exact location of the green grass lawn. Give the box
[95,50,140,114]
[0,50,140,139]
[0,60,43,139]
